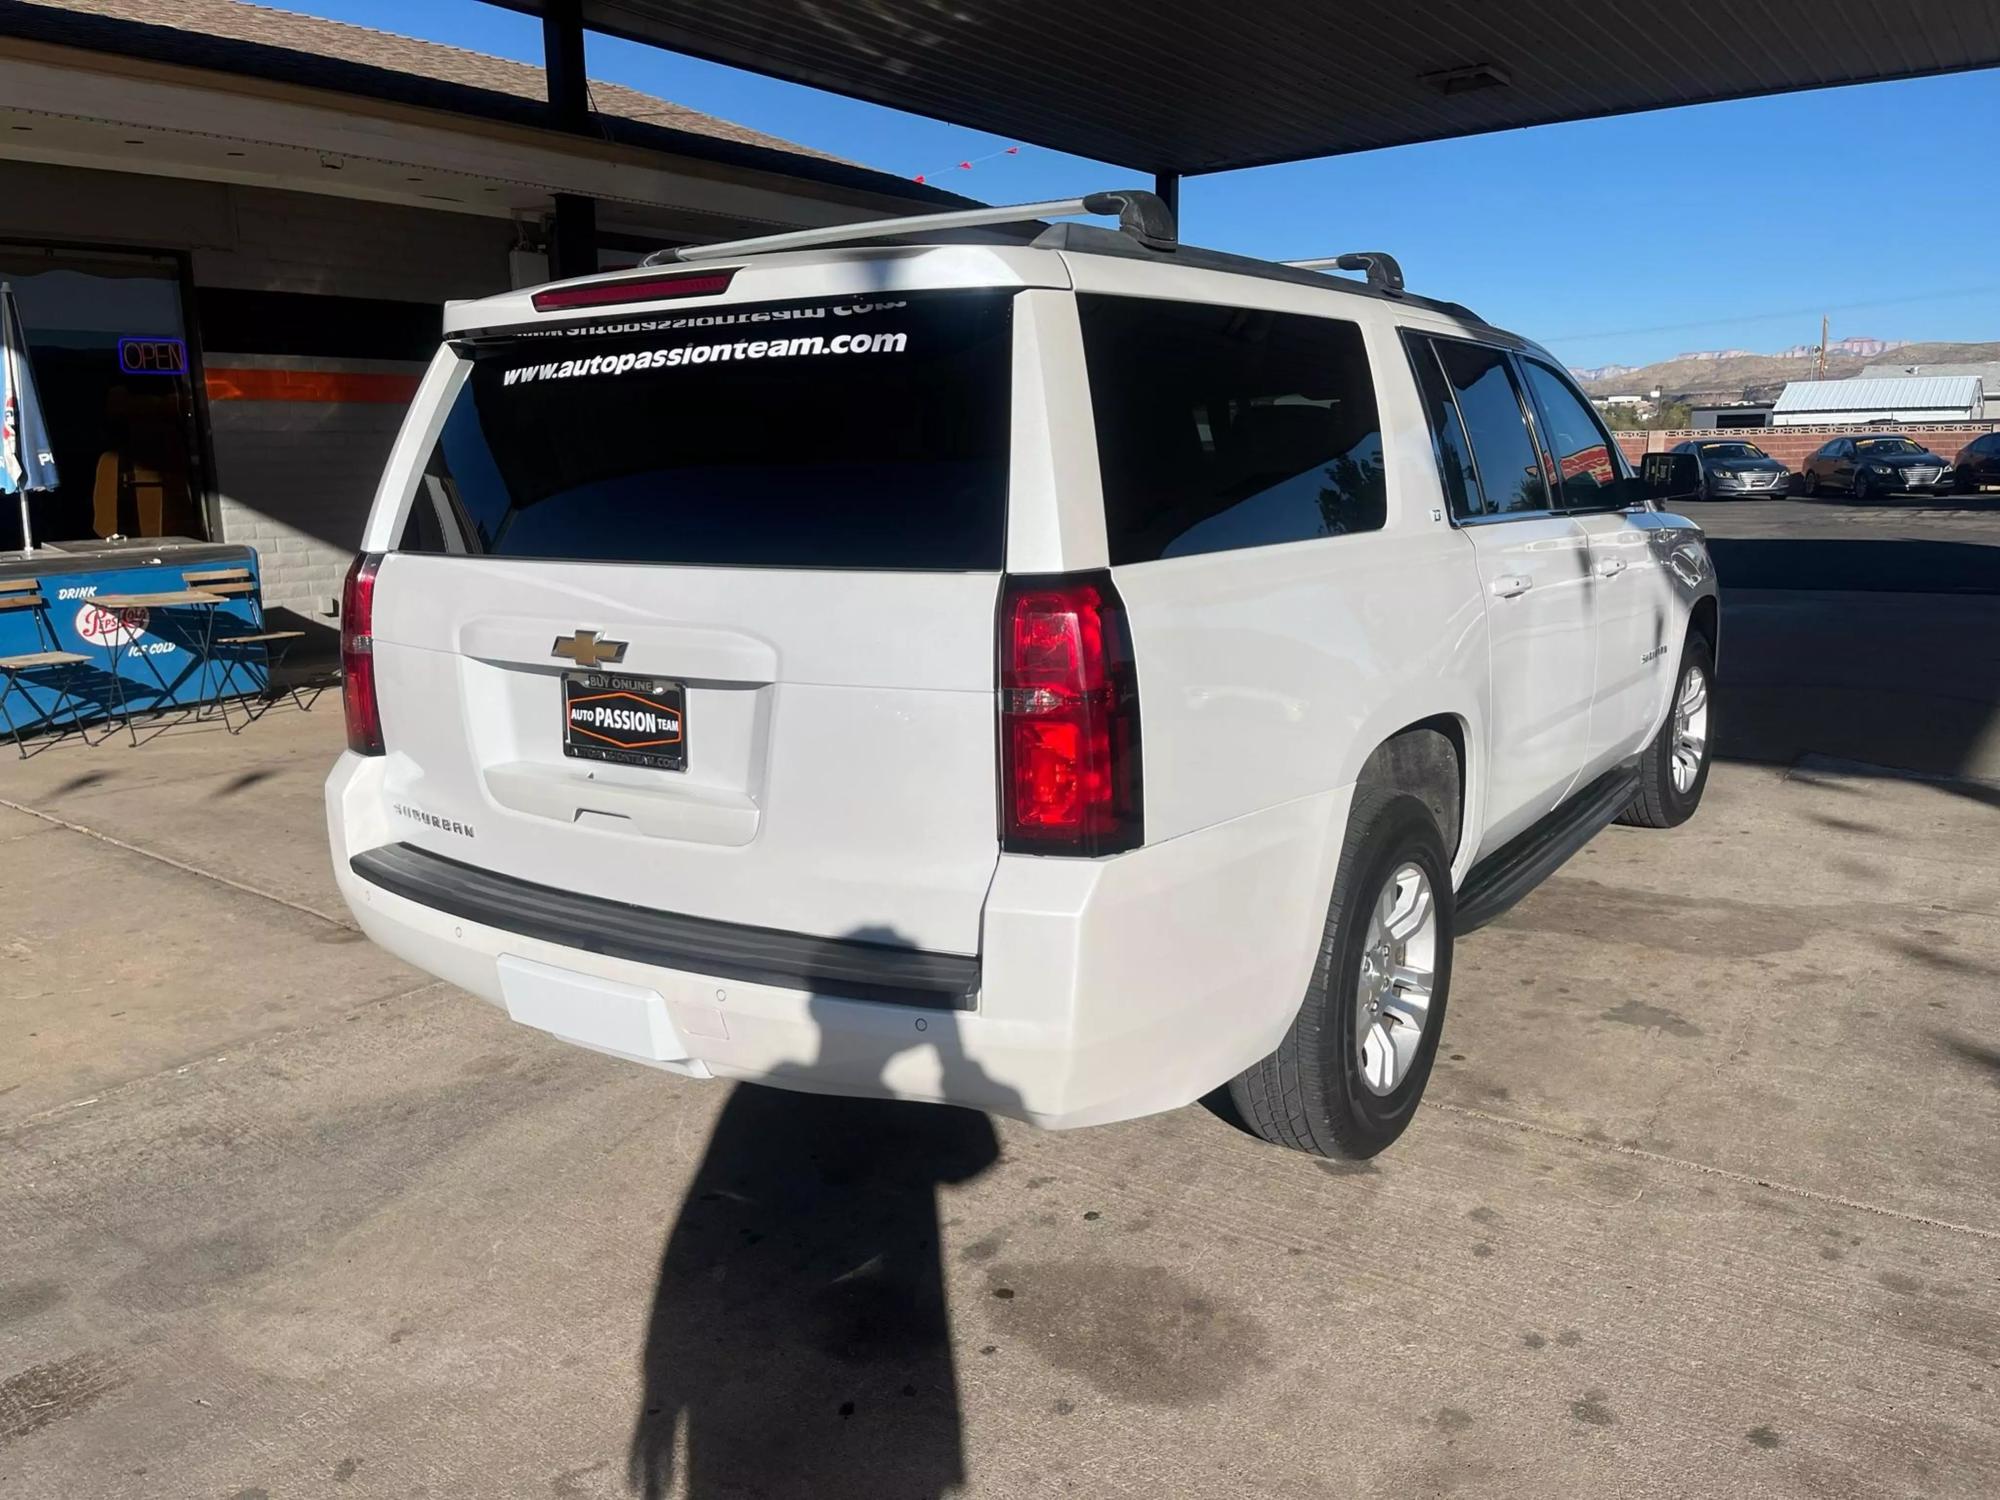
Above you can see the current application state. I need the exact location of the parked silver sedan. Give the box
[1669,439,1793,499]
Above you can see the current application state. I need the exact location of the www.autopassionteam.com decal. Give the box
[503,329,910,385]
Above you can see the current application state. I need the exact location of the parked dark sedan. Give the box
[1668,439,1793,498]
[1953,430,2000,493]
[1800,434,1954,500]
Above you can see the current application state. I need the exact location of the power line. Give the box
[1542,284,2000,347]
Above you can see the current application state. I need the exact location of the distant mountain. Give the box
[1576,340,2000,401]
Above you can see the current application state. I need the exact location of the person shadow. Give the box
[627,959,1023,1500]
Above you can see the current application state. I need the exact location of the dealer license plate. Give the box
[561,671,686,771]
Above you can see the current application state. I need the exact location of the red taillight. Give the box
[340,552,383,756]
[999,572,1143,855]
[530,269,736,312]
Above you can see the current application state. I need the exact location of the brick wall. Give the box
[206,384,409,620]
[194,185,511,619]
[1615,421,1999,468]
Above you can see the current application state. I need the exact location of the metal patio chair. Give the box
[0,580,93,758]
[183,567,310,731]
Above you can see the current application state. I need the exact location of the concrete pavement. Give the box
[3,596,1998,1498]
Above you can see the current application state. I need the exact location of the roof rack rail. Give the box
[643,189,1177,266]
[1285,252,1406,298]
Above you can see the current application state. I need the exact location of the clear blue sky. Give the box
[296,0,1998,368]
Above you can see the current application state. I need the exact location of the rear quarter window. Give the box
[1076,295,1386,565]
[399,290,1012,570]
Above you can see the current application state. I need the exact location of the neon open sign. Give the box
[117,337,188,376]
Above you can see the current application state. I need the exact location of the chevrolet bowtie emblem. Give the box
[551,629,629,669]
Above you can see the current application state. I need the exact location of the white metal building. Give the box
[1770,376,1986,428]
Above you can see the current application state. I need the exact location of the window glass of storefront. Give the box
[0,244,207,550]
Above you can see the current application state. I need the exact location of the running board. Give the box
[1456,765,1640,933]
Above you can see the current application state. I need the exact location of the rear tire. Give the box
[1619,635,1713,829]
[1803,470,1821,498]
[1228,788,1454,1159]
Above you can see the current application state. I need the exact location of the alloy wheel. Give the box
[1355,863,1439,1096]
[1671,662,1710,794]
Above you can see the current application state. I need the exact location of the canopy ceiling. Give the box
[491,0,2000,176]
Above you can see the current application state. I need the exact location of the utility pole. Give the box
[1816,314,1828,378]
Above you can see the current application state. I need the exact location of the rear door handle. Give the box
[1490,574,1534,598]
[1596,557,1629,578]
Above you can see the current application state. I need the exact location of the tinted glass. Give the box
[401,291,1011,569]
[1522,359,1619,508]
[1405,334,1482,518]
[1699,442,1765,459]
[1077,295,1385,563]
[1434,341,1549,515]
[1855,437,1921,455]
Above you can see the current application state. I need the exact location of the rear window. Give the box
[400,291,1012,570]
[1077,295,1385,564]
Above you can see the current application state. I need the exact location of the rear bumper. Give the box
[349,842,980,1010]
[328,752,1346,1129]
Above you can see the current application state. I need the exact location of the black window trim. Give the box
[1398,328,1488,523]
[1405,329,1561,528]
[1516,353,1636,517]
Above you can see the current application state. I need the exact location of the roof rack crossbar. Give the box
[1285,252,1406,297]
[644,189,1177,266]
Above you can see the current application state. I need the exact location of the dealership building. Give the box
[0,0,956,625]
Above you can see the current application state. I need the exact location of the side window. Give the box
[1433,339,1550,515]
[1403,333,1482,518]
[1076,294,1386,564]
[1521,359,1620,510]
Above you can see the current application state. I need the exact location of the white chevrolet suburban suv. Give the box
[327,192,1718,1159]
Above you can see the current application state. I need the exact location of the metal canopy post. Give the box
[1153,172,1180,224]
[542,0,598,279]
[541,0,590,131]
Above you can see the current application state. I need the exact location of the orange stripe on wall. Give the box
[204,369,423,403]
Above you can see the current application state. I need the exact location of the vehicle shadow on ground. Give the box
[1706,535,2000,594]
[1706,534,2000,791]
[627,985,1021,1500]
